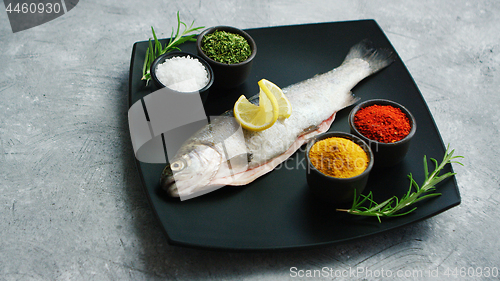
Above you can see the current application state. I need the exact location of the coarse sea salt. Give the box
[155,56,209,92]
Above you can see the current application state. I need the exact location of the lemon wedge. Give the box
[258,79,292,119]
[233,79,291,131]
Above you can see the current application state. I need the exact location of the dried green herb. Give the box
[201,30,251,64]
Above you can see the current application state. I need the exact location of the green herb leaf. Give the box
[336,144,464,221]
[141,12,204,83]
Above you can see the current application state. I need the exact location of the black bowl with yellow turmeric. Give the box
[305,132,374,205]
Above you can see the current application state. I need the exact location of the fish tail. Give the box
[344,39,395,74]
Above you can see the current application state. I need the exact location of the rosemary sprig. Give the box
[141,12,204,83]
[337,145,463,222]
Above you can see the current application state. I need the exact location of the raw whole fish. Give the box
[161,40,393,198]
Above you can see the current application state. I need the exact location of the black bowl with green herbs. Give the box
[196,26,257,88]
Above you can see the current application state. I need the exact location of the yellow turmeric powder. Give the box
[309,137,368,178]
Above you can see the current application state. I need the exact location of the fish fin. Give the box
[345,91,359,108]
[298,113,336,141]
[247,93,260,105]
[344,39,395,74]
[300,125,320,136]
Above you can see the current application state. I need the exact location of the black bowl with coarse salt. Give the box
[150,51,214,103]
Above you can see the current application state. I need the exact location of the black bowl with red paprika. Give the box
[348,99,416,168]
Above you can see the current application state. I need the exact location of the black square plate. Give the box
[128,20,460,251]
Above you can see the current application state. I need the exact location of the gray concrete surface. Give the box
[0,0,498,280]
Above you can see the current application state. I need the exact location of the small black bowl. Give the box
[305,132,374,205]
[150,51,214,103]
[348,99,416,168]
[196,26,257,88]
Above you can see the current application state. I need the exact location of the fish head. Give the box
[161,144,222,197]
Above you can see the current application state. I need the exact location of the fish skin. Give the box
[161,40,394,198]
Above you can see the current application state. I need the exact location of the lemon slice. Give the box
[258,79,292,119]
[234,79,292,131]
[234,87,279,131]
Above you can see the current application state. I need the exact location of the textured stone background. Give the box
[0,0,498,280]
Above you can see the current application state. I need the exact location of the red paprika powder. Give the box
[354,104,411,143]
